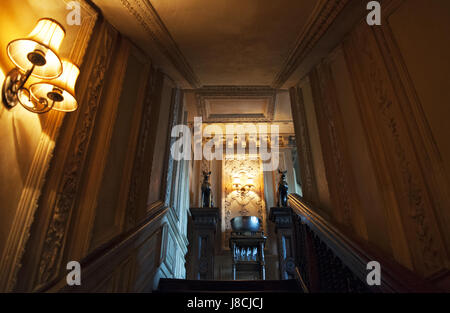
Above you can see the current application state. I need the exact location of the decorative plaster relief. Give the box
[195,86,276,123]
[221,158,266,249]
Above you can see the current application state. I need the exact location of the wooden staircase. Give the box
[156,278,302,293]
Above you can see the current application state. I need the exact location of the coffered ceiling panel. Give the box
[185,88,292,125]
[195,86,276,122]
[203,98,273,122]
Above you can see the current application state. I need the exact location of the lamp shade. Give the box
[29,60,80,112]
[6,18,65,79]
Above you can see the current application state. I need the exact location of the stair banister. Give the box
[288,193,438,293]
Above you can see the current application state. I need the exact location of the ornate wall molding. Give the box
[119,0,201,88]
[309,57,366,238]
[195,86,276,123]
[125,67,159,229]
[342,13,448,276]
[124,75,184,287]
[0,1,98,292]
[34,22,117,289]
[380,0,450,257]
[78,42,152,253]
[221,158,266,249]
[289,86,319,206]
[162,87,182,208]
[64,0,98,66]
[272,0,349,88]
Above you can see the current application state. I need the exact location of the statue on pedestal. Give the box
[277,170,289,207]
[201,171,214,208]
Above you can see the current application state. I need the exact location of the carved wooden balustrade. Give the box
[288,194,438,293]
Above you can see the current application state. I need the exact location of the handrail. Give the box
[294,266,309,293]
[288,193,439,293]
[39,203,168,292]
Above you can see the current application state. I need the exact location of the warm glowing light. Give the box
[232,172,255,193]
[30,60,80,112]
[6,18,65,79]
[28,18,65,52]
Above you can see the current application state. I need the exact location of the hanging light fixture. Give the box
[2,18,81,114]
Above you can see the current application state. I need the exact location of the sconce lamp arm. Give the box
[14,65,35,92]
[17,85,55,114]
[3,65,55,114]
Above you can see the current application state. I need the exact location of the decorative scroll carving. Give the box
[343,19,447,276]
[36,24,116,287]
[380,0,450,253]
[119,0,201,88]
[289,86,319,206]
[222,158,265,249]
[309,60,362,232]
[0,1,98,292]
[126,68,158,228]
[272,0,349,88]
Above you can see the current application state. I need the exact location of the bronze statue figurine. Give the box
[201,171,214,208]
[277,170,289,207]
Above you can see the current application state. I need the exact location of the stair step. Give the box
[157,279,301,293]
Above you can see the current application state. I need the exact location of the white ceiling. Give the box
[92,0,318,89]
[90,0,332,125]
[150,0,316,86]
[184,89,293,130]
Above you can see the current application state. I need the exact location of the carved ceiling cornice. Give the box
[119,0,202,88]
[196,86,276,95]
[271,0,349,88]
[111,0,349,90]
[200,134,297,149]
[195,86,277,123]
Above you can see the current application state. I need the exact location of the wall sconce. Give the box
[233,174,255,197]
[2,18,80,113]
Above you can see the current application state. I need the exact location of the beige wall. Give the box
[89,43,151,250]
[0,0,69,259]
[298,77,332,214]
[328,47,392,256]
[0,1,188,292]
[294,0,450,285]
[387,0,450,252]
[147,76,175,206]
[389,0,450,183]
[0,0,97,291]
